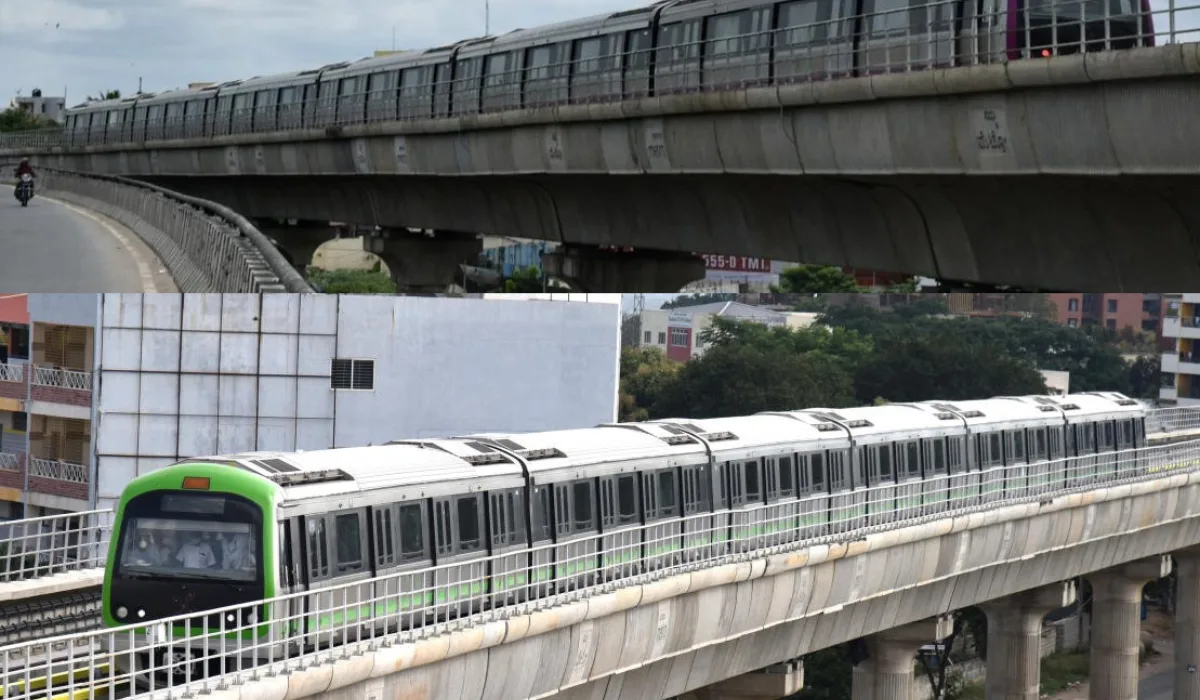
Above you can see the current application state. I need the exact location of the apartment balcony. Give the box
[1161,386,1179,401]
[1177,317,1200,340]
[1182,293,1200,304]
[29,366,92,420]
[1163,353,1180,373]
[0,362,26,405]
[27,457,88,503]
[0,451,25,495]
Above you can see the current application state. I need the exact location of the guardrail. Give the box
[0,510,113,583]
[31,366,91,392]
[1,439,1198,700]
[3,166,311,293]
[0,405,1196,589]
[0,0,1197,154]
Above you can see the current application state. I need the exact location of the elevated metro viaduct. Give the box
[12,45,1200,292]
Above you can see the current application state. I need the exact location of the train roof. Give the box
[192,443,524,503]
[648,414,835,461]
[913,397,1065,429]
[1009,392,1142,423]
[457,424,706,482]
[795,404,961,445]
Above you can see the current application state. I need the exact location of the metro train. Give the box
[103,390,1159,682]
[62,0,1153,148]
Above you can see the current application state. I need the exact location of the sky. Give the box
[2,0,1196,107]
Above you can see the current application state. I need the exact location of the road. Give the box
[0,188,176,292]
[1140,669,1171,699]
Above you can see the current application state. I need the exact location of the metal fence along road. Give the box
[9,168,311,294]
[0,0,1197,153]
[2,436,1200,700]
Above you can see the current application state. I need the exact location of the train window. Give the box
[988,433,1003,466]
[307,517,329,579]
[1076,423,1096,453]
[368,71,398,96]
[706,11,746,58]
[456,495,482,552]
[375,508,395,567]
[1118,420,1133,447]
[398,503,426,560]
[863,0,916,34]
[905,441,920,477]
[779,0,841,45]
[490,491,511,547]
[1048,427,1063,460]
[1134,419,1145,447]
[280,87,299,104]
[1065,424,1077,456]
[1033,429,1048,461]
[616,475,638,525]
[508,490,527,542]
[232,93,251,115]
[434,500,453,556]
[929,438,947,474]
[554,484,571,537]
[870,445,892,482]
[434,63,453,117]
[526,45,555,80]
[531,485,552,542]
[829,450,848,490]
[1009,430,1026,462]
[779,456,795,497]
[1101,422,1115,449]
[744,460,762,503]
[572,480,595,532]
[624,28,653,96]
[657,470,679,517]
[335,513,363,571]
[452,56,483,115]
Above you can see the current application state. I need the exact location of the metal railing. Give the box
[28,458,88,485]
[1,0,1197,154]
[2,439,1200,700]
[0,363,25,384]
[31,367,91,392]
[0,510,113,583]
[23,168,311,294]
[0,405,1196,588]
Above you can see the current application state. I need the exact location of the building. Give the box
[1048,293,1165,335]
[637,301,817,362]
[0,293,621,515]
[10,89,66,124]
[1159,294,1200,405]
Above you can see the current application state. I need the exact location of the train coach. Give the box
[62,0,1153,148]
[103,390,1151,683]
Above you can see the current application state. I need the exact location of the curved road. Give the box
[0,188,176,292]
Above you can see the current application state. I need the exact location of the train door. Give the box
[976,431,1005,502]
[488,488,530,606]
[371,500,433,634]
[1116,417,1137,477]
[1097,419,1119,481]
[528,485,554,598]
[599,473,642,581]
[274,518,304,657]
[1071,422,1099,487]
[642,468,683,574]
[764,455,800,548]
[680,464,714,564]
[829,449,862,534]
[431,494,489,618]
[957,0,1008,64]
[1004,428,1030,500]
[946,435,973,509]
[797,451,830,540]
[922,437,949,517]
[895,439,924,521]
[725,459,765,553]
[864,443,898,527]
[1027,426,1052,496]
[299,509,371,650]
[551,478,600,593]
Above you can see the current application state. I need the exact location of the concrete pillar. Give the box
[852,616,955,700]
[254,219,341,271]
[364,229,483,292]
[1177,548,1200,700]
[680,660,805,700]
[980,581,1077,700]
[541,244,706,292]
[1086,555,1173,700]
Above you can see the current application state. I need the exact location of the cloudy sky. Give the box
[2,0,1195,106]
[0,0,637,105]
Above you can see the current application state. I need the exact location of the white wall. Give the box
[92,294,620,510]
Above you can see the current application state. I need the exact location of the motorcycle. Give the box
[15,173,33,207]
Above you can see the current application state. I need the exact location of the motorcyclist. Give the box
[14,158,34,179]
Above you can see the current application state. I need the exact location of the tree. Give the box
[503,266,568,292]
[618,347,680,422]
[661,293,736,309]
[306,265,397,293]
[1127,355,1161,400]
[794,647,853,700]
[774,265,861,293]
[87,90,121,102]
[0,107,50,132]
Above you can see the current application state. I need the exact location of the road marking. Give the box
[35,193,165,293]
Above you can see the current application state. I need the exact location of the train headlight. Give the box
[116,606,128,619]
[226,613,236,624]
[137,609,146,618]
[245,610,257,624]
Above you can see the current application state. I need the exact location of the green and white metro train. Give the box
[103,390,1157,681]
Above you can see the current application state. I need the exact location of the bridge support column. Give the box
[679,659,804,700]
[541,244,706,293]
[1176,548,1200,700]
[979,581,1077,700]
[365,229,482,292]
[1087,555,1173,700]
[254,219,341,272]
[852,615,954,700]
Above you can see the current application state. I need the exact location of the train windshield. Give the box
[115,491,261,584]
